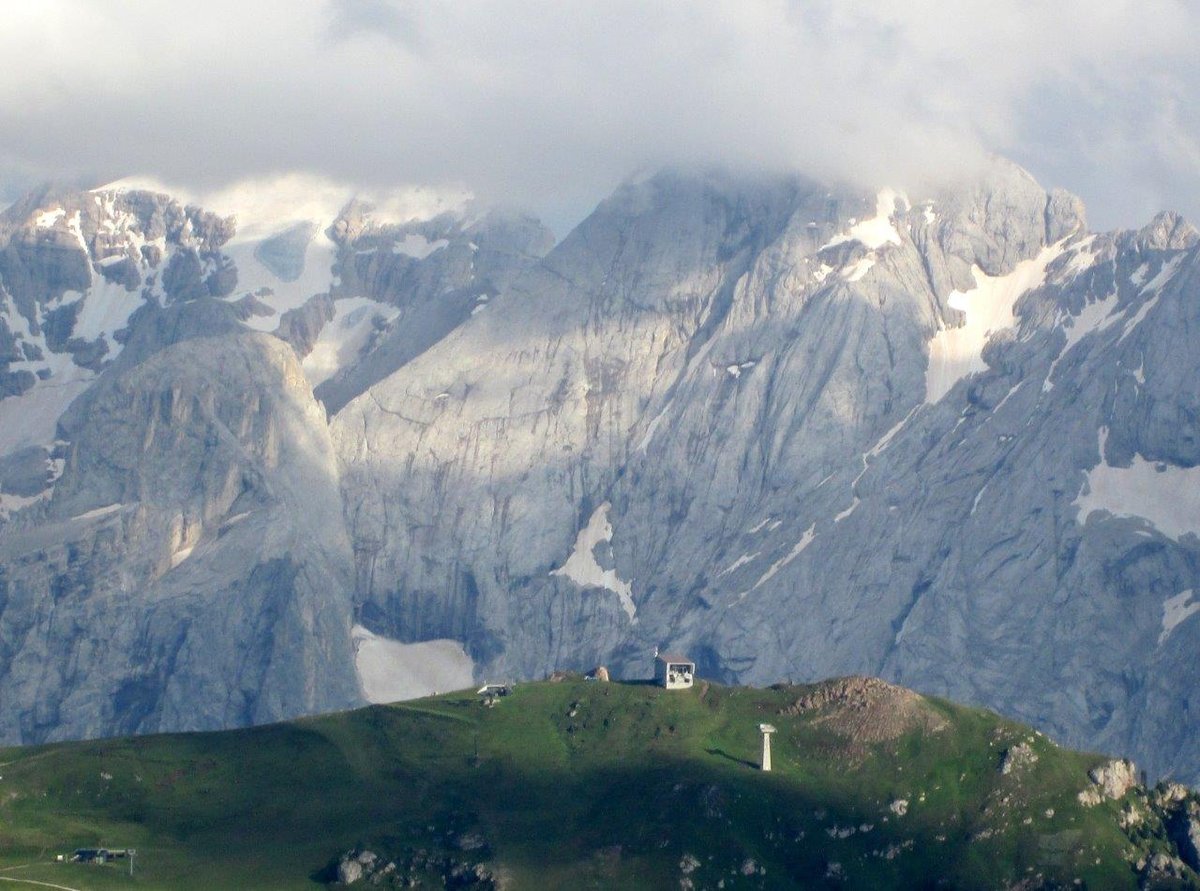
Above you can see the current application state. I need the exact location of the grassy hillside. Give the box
[0,676,1196,890]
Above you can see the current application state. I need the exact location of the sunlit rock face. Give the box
[0,332,360,740]
[0,178,551,740]
[334,162,1082,676]
[2,162,1200,784]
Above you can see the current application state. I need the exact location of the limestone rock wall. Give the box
[1,163,1198,785]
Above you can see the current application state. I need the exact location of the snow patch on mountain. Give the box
[925,244,1062,403]
[393,233,449,259]
[0,191,207,434]
[302,298,396,387]
[0,491,49,519]
[1119,297,1161,345]
[1060,234,1100,279]
[351,624,475,703]
[725,361,756,378]
[868,407,921,458]
[64,276,144,352]
[1076,428,1200,541]
[1160,590,1199,646]
[1139,255,1183,296]
[226,233,337,332]
[170,543,196,569]
[739,524,816,600]
[0,369,93,455]
[720,551,760,576]
[828,412,917,529]
[824,189,903,251]
[1059,292,1121,354]
[71,503,123,523]
[35,208,65,229]
[550,502,636,621]
[636,406,670,451]
[842,256,876,282]
[1112,256,1182,346]
[1042,290,1122,391]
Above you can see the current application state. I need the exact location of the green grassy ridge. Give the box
[0,677,1194,889]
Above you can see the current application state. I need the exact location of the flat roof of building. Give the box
[656,653,693,664]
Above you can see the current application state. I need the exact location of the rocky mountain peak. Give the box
[1134,210,1199,252]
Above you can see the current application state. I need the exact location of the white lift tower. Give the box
[759,723,777,772]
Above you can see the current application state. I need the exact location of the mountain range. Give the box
[1,158,1197,784]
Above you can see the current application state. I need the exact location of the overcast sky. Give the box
[1,0,1197,235]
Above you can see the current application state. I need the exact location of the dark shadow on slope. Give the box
[705,747,757,769]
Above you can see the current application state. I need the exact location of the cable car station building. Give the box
[654,653,695,689]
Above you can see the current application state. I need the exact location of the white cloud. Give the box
[0,1,1197,231]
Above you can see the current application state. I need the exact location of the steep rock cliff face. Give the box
[0,181,549,739]
[315,204,553,413]
[2,163,1199,784]
[334,161,1200,782]
[333,163,1080,665]
[0,333,358,741]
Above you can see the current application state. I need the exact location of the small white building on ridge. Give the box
[654,653,695,689]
